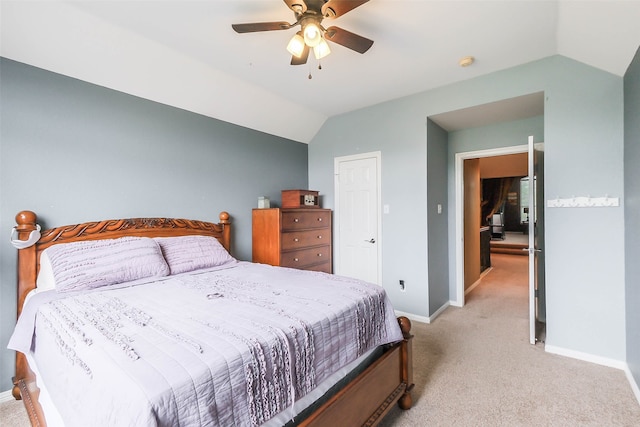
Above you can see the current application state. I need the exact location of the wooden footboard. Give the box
[300,316,414,427]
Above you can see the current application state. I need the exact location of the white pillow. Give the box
[36,251,57,292]
[154,235,236,275]
[43,237,170,292]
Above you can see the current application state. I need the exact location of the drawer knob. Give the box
[317,235,322,239]
[294,258,299,262]
[317,253,322,257]
[294,238,299,242]
[294,218,299,222]
[317,218,322,222]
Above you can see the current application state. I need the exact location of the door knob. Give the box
[365,238,376,244]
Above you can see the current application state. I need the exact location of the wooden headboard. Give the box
[11,210,231,400]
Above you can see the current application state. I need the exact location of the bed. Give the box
[9,210,414,426]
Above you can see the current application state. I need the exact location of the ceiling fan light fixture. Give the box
[313,38,331,59]
[287,32,306,57]
[232,0,373,66]
[303,21,322,47]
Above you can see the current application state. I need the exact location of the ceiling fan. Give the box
[232,0,373,65]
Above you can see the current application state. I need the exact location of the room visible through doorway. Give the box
[455,144,546,345]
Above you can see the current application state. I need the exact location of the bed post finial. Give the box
[219,211,231,253]
[15,211,37,231]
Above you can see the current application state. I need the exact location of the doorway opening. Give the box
[454,144,546,344]
[454,145,528,305]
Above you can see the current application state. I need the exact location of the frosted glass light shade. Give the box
[286,33,305,57]
[303,22,322,47]
[313,39,331,59]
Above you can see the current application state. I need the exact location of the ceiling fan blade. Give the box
[291,45,310,65]
[324,26,373,54]
[232,22,291,33]
[322,0,369,18]
[283,0,307,14]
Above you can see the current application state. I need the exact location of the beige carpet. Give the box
[0,396,30,427]
[2,254,639,426]
[379,253,640,426]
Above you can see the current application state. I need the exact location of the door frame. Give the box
[453,144,527,306]
[333,151,382,284]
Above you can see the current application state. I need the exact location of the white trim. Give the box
[428,301,450,322]
[0,389,15,403]
[396,300,449,324]
[454,145,528,307]
[465,277,483,296]
[465,267,493,296]
[394,310,431,325]
[544,345,627,370]
[624,366,640,406]
[527,135,536,345]
[333,151,382,285]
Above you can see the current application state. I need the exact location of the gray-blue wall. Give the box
[625,47,640,390]
[0,58,308,391]
[309,55,627,364]
[426,119,449,315]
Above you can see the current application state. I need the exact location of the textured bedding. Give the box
[9,262,402,427]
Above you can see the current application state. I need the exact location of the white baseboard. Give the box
[519,345,640,406]
[624,366,640,406]
[545,345,627,370]
[395,301,450,325]
[0,389,15,403]
[428,301,450,322]
[465,267,493,296]
[394,310,430,325]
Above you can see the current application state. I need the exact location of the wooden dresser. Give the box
[252,208,332,273]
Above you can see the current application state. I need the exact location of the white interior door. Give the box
[334,153,381,284]
[527,135,544,344]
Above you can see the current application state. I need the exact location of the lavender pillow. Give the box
[43,237,170,292]
[154,235,236,275]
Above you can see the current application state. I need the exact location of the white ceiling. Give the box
[2,1,639,143]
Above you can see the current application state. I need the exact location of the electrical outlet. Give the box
[399,280,405,291]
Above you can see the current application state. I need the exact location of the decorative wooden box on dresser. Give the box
[252,208,332,273]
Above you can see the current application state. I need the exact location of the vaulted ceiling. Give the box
[2,1,639,143]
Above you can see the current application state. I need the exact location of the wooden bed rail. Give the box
[300,316,414,427]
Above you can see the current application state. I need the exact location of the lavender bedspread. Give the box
[9,262,402,426]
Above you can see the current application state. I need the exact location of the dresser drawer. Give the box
[304,261,332,274]
[281,210,331,231]
[281,228,331,251]
[281,245,331,268]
